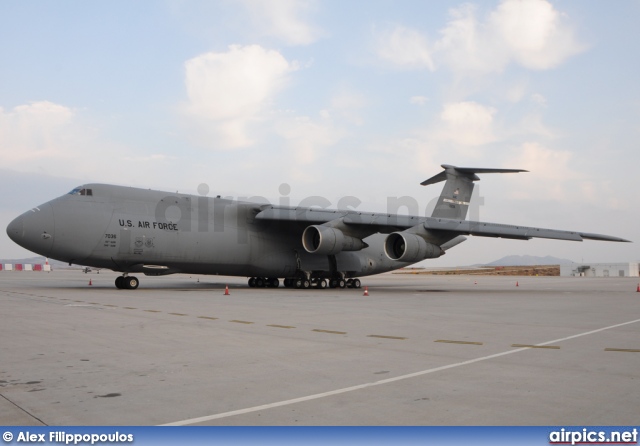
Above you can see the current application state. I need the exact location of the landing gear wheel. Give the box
[269,278,280,288]
[256,277,265,288]
[295,279,303,289]
[124,276,139,290]
[284,278,292,288]
[338,279,346,289]
[329,279,338,288]
[347,279,354,288]
[353,278,362,289]
[248,277,256,287]
[115,276,124,289]
[302,280,311,289]
[317,279,327,289]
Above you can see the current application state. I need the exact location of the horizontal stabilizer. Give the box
[421,164,528,186]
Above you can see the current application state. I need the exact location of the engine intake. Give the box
[302,225,366,255]
[384,232,443,262]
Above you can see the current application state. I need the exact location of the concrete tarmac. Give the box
[1,270,639,426]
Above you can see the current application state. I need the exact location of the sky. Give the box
[0,0,638,266]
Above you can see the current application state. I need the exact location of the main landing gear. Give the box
[247,276,362,290]
[247,277,280,288]
[115,275,139,290]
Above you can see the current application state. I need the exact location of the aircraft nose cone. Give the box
[6,204,55,257]
[6,215,24,244]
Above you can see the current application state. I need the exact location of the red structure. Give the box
[15,264,23,271]
[34,264,43,271]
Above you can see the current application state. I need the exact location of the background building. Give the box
[560,262,639,277]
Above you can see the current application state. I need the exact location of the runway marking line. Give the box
[367,335,406,340]
[512,344,560,349]
[230,320,254,324]
[435,339,483,345]
[267,324,296,329]
[313,329,347,335]
[161,317,640,426]
[604,348,640,353]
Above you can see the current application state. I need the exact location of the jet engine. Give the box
[302,225,366,255]
[384,232,443,262]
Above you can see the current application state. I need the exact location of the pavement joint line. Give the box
[0,393,48,426]
[604,348,640,353]
[198,316,219,320]
[144,310,162,313]
[160,317,640,426]
[229,320,253,324]
[512,344,560,349]
[312,329,347,335]
[169,313,188,316]
[367,335,407,340]
[435,339,483,345]
[267,324,296,329]
[123,307,137,310]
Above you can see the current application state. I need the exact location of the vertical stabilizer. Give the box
[422,164,527,220]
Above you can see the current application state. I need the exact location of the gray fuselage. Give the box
[6,184,408,279]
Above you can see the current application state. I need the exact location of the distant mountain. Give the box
[485,255,575,266]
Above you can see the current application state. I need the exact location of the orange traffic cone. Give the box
[516,281,519,287]
[363,286,369,296]
[224,285,230,295]
[88,279,92,286]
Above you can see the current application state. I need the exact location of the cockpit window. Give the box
[68,187,93,196]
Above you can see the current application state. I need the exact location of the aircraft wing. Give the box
[254,206,630,243]
[420,217,630,242]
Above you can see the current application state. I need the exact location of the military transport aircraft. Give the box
[6,164,630,290]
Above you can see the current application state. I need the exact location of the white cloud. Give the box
[0,101,181,184]
[437,101,497,146]
[504,142,621,211]
[0,101,75,162]
[376,25,434,70]
[275,114,341,166]
[329,91,367,125]
[184,44,295,148]
[530,93,547,105]
[240,0,323,45]
[504,142,578,200]
[376,0,584,75]
[489,0,585,70]
[434,3,507,74]
[410,96,429,105]
[505,80,529,103]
